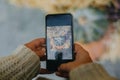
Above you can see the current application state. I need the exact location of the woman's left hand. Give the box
[25,38,46,58]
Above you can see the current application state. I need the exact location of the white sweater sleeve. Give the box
[69,63,116,80]
[0,45,40,80]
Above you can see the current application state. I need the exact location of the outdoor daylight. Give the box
[0,0,120,80]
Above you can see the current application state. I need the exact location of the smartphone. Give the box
[46,13,74,71]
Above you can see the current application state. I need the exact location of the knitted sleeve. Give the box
[0,45,40,80]
[69,63,117,80]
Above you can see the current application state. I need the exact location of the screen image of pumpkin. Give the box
[47,26,72,60]
[73,8,109,43]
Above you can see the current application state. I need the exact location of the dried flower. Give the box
[101,20,120,62]
[9,0,112,13]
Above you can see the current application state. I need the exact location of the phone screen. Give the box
[46,14,74,71]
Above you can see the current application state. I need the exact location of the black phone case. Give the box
[45,13,74,71]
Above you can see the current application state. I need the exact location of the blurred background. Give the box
[0,0,120,80]
[0,0,119,57]
[0,0,45,56]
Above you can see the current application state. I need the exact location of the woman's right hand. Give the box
[56,43,92,78]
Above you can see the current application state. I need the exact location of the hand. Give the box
[56,43,92,78]
[25,38,46,58]
[25,38,53,74]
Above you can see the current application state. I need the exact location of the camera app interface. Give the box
[47,26,72,60]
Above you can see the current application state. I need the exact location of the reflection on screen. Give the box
[47,26,72,60]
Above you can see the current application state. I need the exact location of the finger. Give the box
[58,63,70,73]
[74,43,82,53]
[58,61,83,73]
[38,44,46,51]
[56,72,69,78]
[36,49,46,58]
[74,43,89,54]
[34,38,46,47]
[40,44,46,47]
[42,48,46,52]
[37,47,46,53]
[38,38,46,44]
[37,52,45,58]
[39,68,54,74]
